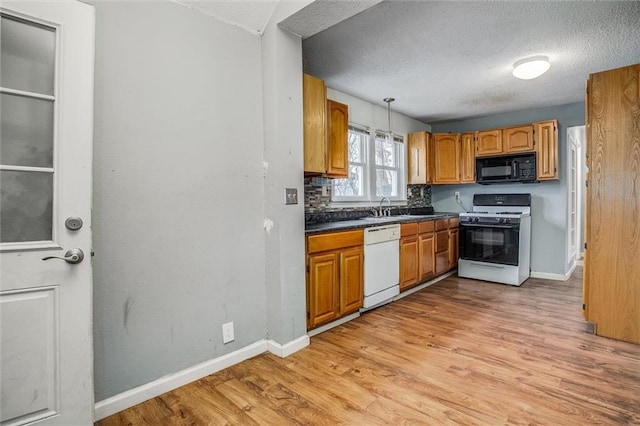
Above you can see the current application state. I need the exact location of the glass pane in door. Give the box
[1,93,54,167]
[0,170,53,242]
[1,15,56,245]
[1,15,56,95]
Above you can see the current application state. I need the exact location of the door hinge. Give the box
[585,180,588,187]
[584,242,587,249]
[582,303,586,311]
[306,264,310,273]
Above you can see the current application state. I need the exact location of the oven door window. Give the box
[460,224,520,266]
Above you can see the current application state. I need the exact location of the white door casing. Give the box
[566,126,584,266]
[0,2,95,425]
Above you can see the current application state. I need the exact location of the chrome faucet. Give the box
[379,197,391,217]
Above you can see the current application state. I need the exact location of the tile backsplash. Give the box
[304,178,432,214]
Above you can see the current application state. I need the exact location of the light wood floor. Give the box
[97,268,640,425]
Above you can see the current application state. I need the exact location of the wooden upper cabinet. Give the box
[433,133,461,184]
[476,129,503,156]
[535,119,558,180]
[326,100,349,178]
[303,73,326,174]
[504,124,534,153]
[303,73,349,177]
[407,132,429,184]
[460,133,476,183]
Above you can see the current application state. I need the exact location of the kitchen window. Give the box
[332,125,405,204]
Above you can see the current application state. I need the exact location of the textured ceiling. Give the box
[297,1,640,124]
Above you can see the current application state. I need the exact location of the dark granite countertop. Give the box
[305,213,459,235]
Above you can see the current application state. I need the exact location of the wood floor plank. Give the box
[96,268,640,425]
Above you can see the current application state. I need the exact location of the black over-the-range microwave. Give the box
[476,153,537,184]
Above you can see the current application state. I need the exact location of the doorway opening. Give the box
[567,125,586,267]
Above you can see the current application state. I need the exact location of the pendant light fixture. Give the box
[512,55,550,80]
[383,97,395,142]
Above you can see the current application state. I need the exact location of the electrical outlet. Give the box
[222,322,234,344]
[454,191,460,201]
[322,185,329,197]
[285,188,298,205]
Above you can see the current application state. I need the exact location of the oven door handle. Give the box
[460,223,520,229]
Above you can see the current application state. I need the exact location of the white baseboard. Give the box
[94,335,308,421]
[530,263,575,281]
[267,334,309,357]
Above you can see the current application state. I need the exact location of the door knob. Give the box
[42,248,85,264]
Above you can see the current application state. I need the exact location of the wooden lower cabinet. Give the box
[399,219,454,292]
[306,230,363,330]
[340,247,364,315]
[418,233,435,281]
[448,227,459,269]
[399,234,419,290]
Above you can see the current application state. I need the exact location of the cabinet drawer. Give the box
[307,230,363,254]
[419,220,434,234]
[435,219,449,231]
[401,222,418,237]
[449,217,459,228]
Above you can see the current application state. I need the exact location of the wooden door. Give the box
[476,129,503,156]
[536,120,558,180]
[326,99,348,178]
[0,3,95,425]
[308,253,340,328]
[448,228,459,269]
[303,73,326,174]
[585,64,640,344]
[435,230,450,275]
[407,132,428,184]
[460,133,476,183]
[399,236,419,290]
[340,247,363,314]
[418,233,435,281]
[504,125,534,153]
[433,133,460,184]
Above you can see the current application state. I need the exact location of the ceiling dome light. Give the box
[512,56,550,80]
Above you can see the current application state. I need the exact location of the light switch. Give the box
[285,188,298,205]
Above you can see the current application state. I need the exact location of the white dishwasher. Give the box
[362,223,401,310]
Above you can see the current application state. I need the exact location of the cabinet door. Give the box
[476,129,503,156]
[435,230,450,275]
[407,132,428,184]
[433,133,461,184]
[340,247,363,314]
[460,133,476,183]
[504,124,534,153]
[448,228,459,269]
[326,100,349,178]
[307,252,339,329]
[536,120,558,180]
[400,236,419,291]
[303,73,326,174]
[418,233,435,281]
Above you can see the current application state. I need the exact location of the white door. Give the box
[0,2,95,425]
[566,126,584,266]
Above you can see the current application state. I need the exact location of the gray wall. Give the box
[92,2,275,401]
[262,2,308,346]
[429,102,585,277]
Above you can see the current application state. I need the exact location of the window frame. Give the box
[331,124,406,205]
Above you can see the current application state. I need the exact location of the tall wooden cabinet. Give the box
[535,120,558,180]
[584,63,640,345]
[302,73,348,178]
[407,131,433,184]
[433,133,461,183]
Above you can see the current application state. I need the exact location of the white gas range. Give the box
[458,193,532,286]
